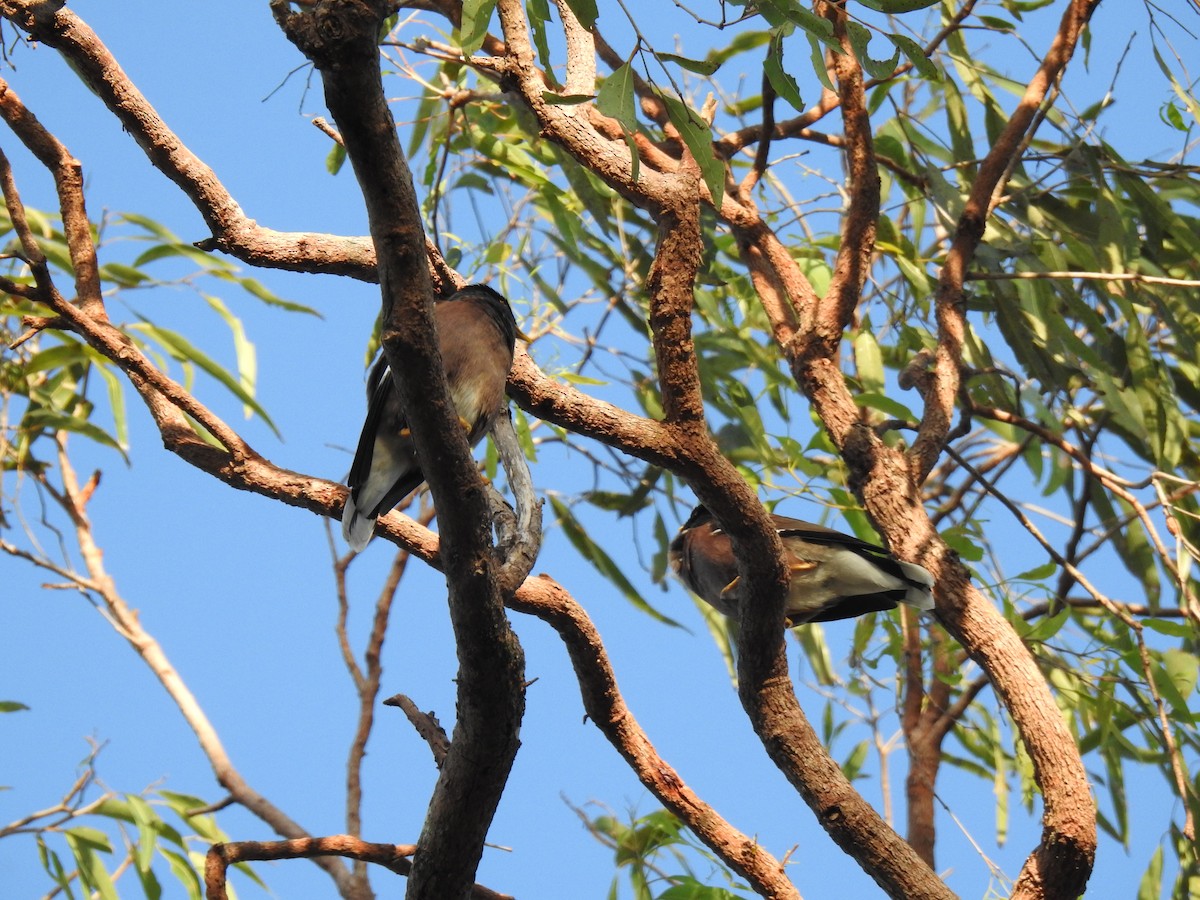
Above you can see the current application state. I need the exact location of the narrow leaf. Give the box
[550,496,682,626]
[458,0,497,54]
[765,30,805,113]
[596,60,637,132]
[660,92,724,210]
[655,51,721,76]
[130,323,278,436]
[560,0,597,28]
[888,33,939,79]
[542,92,595,106]
[845,21,901,80]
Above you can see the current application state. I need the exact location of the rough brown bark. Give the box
[272,4,525,899]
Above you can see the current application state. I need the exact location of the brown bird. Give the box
[669,505,934,625]
[341,285,519,551]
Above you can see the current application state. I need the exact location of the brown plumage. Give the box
[669,505,934,625]
[341,285,519,551]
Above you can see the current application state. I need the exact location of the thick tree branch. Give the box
[483,4,958,895]
[722,2,1102,894]
[0,77,104,320]
[487,0,681,211]
[271,4,525,899]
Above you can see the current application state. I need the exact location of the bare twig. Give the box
[204,836,513,900]
[384,695,451,767]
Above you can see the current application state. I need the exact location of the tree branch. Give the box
[30,438,359,894]
[204,836,513,900]
[911,0,1103,483]
[271,4,525,898]
[0,0,380,280]
[508,574,801,898]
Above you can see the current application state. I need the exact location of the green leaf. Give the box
[659,92,724,210]
[1143,619,1192,639]
[806,32,836,92]
[764,30,805,113]
[201,293,258,422]
[856,0,940,12]
[852,327,884,393]
[0,700,30,713]
[326,140,347,175]
[65,826,113,852]
[126,794,161,874]
[561,0,598,29]
[706,29,772,67]
[99,262,150,287]
[458,0,497,53]
[542,92,595,105]
[1163,648,1199,699]
[132,241,225,270]
[845,22,901,80]
[23,407,130,461]
[887,33,938,80]
[158,847,204,900]
[853,391,917,421]
[793,621,836,685]
[596,60,637,132]
[841,739,870,780]
[129,322,278,436]
[36,837,75,897]
[1014,560,1058,581]
[94,364,129,450]
[65,830,119,900]
[550,496,682,626]
[226,272,321,316]
[136,865,164,900]
[655,51,721,76]
[117,212,180,242]
[25,339,102,374]
[526,0,556,81]
[1137,845,1163,900]
[772,2,839,51]
[1024,608,1069,643]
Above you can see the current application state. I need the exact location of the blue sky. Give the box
[2,2,1196,898]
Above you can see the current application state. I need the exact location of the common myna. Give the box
[669,504,934,625]
[341,285,520,551]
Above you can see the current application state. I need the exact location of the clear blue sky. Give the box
[2,2,1194,898]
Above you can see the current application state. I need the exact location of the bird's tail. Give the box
[341,493,376,553]
[898,560,935,611]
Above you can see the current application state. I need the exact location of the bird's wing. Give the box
[347,358,402,497]
[800,594,902,624]
[437,297,515,445]
[772,515,926,588]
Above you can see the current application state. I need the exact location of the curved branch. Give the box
[506,348,680,462]
[819,1,880,338]
[911,0,1103,482]
[34,441,357,895]
[486,4,958,894]
[0,0,380,280]
[0,77,104,320]
[508,575,800,899]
